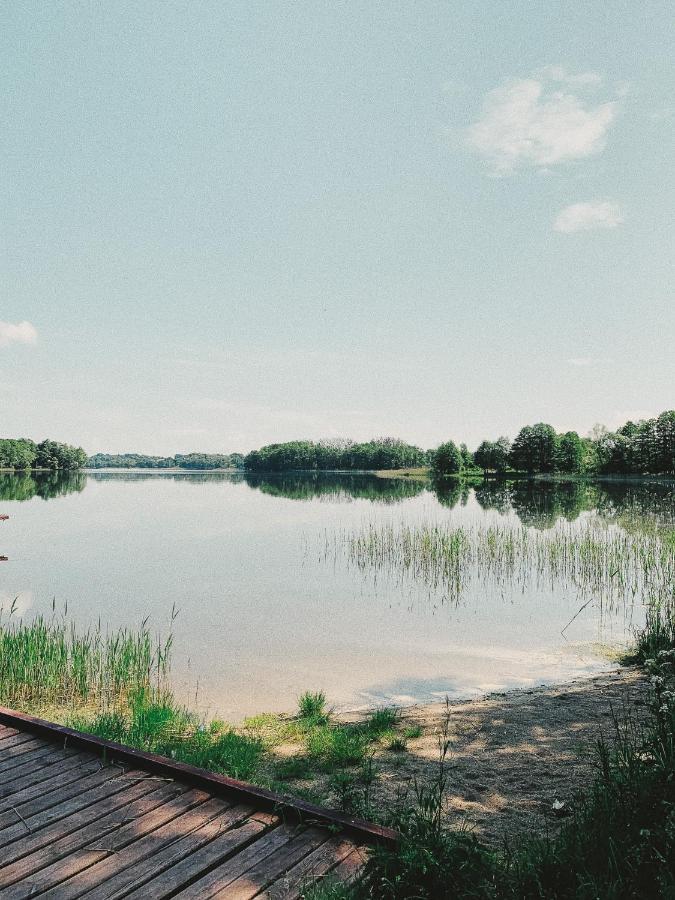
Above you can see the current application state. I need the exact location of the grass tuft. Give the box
[298,690,329,724]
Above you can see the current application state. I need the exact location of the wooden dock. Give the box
[0,708,397,898]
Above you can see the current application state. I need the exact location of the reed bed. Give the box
[331,519,675,605]
[0,605,170,713]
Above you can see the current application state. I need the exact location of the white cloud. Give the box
[468,71,617,173]
[0,321,38,347]
[554,201,623,233]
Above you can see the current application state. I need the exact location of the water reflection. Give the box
[1,470,673,531]
[0,472,86,502]
[243,472,426,503]
[475,478,675,530]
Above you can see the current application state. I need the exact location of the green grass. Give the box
[365,708,399,736]
[69,687,264,780]
[403,725,423,739]
[306,724,369,769]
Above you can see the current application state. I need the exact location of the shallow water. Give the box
[1,471,673,721]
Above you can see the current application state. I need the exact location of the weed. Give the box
[366,707,399,736]
[403,725,423,739]
[298,690,329,724]
[307,724,368,770]
[274,756,314,781]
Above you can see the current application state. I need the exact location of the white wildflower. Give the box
[552,799,565,811]
[651,675,664,686]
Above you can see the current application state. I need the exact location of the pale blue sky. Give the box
[2,1,673,454]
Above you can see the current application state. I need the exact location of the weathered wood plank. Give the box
[263,836,361,899]
[123,815,275,900]
[79,801,256,900]
[0,706,399,850]
[12,788,212,900]
[0,751,95,801]
[0,776,162,887]
[326,846,369,884]
[38,788,215,900]
[0,725,23,742]
[211,827,329,900]
[0,766,153,851]
[0,758,105,826]
[0,732,39,752]
[0,716,389,900]
[171,823,298,900]
[0,740,62,774]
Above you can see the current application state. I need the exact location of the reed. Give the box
[333,519,675,606]
[0,603,168,714]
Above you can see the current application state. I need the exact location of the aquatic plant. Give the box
[0,603,169,713]
[331,519,675,607]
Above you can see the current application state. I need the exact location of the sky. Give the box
[2,1,673,455]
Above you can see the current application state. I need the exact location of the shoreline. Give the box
[263,665,649,845]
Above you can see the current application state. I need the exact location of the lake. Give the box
[1,471,673,721]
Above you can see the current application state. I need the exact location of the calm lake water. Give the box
[1,471,673,721]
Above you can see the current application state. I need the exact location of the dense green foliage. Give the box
[509,423,558,473]
[472,409,675,477]
[244,438,428,472]
[0,437,87,470]
[83,409,675,478]
[87,452,243,469]
[431,441,463,476]
[474,437,510,474]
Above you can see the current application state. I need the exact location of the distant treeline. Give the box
[244,438,429,472]
[20,408,673,478]
[464,409,675,477]
[0,438,87,471]
[243,410,675,477]
[86,452,245,470]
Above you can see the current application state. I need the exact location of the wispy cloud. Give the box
[468,69,617,173]
[554,201,623,233]
[538,66,604,87]
[0,321,38,348]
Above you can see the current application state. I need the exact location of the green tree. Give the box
[474,437,510,474]
[432,441,463,477]
[459,443,474,470]
[555,431,585,473]
[509,423,557,473]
